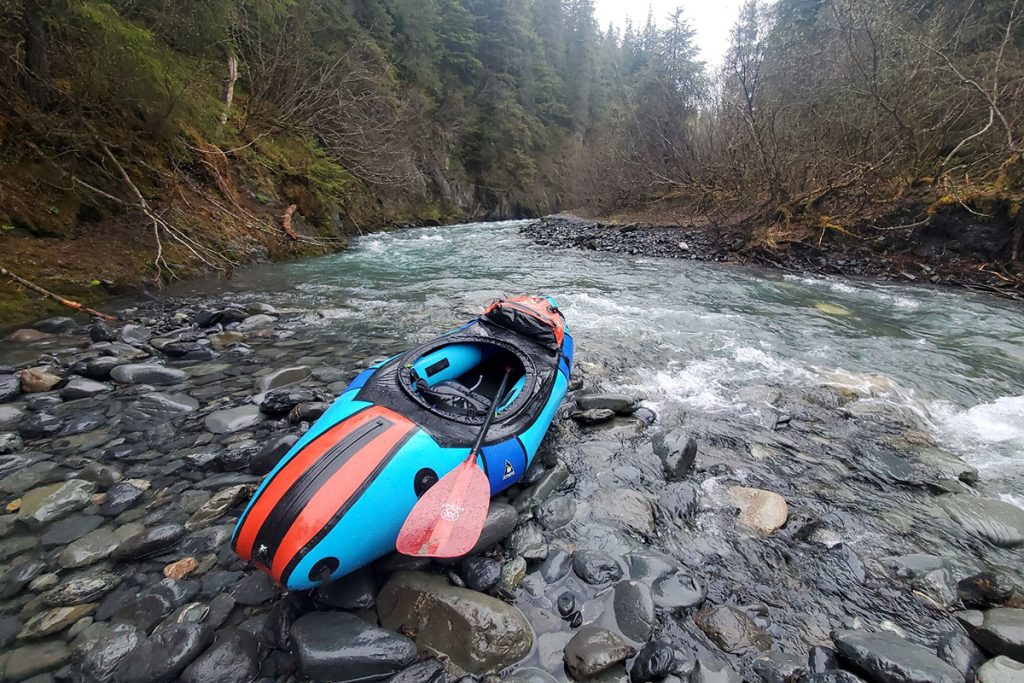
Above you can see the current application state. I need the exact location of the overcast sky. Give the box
[593,0,745,67]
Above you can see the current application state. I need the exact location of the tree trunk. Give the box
[21,0,49,101]
[220,47,238,125]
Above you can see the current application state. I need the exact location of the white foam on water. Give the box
[953,396,1024,443]
[874,292,921,310]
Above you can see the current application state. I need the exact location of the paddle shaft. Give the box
[467,366,513,460]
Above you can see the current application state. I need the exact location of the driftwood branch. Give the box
[0,265,115,320]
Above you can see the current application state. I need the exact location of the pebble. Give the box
[630,640,676,683]
[533,495,576,529]
[315,566,376,609]
[570,408,616,425]
[498,555,528,593]
[254,366,312,392]
[164,557,200,580]
[727,486,789,533]
[690,657,742,683]
[462,557,503,592]
[0,641,71,680]
[59,378,111,400]
[231,571,279,605]
[938,495,1024,547]
[576,393,638,414]
[204,405,263,434]
[18,369,61,393]
[100,482,144,516]
[0,373,22,402]
[110,363,187,385]
[653,427,698,480]
[58,527,121,568]
[115,523,186,559]
[43,573,120,606]
[18,479,96,528]
[19,604,96,639]
[754,650,809,683]
[469,502,519,554]
[72,622,142,681]
[509,523,549,561]
[695,603,773,655]
[563,626,635,680]
[185,484,248,530]
[249,433,298,475]
[572,550,623,584]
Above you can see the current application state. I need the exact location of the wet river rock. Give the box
[180,628,260,683]
[694,603,773,655]
[937,495,1024,547]
[572,550,623,585]
[958,572,1021,610]
[976,656,1024,683]
[113,622,213,683]
[727,486,789,534]
[956,608,1024,660]
[291,611,417,682]
[109,363,187,385]
[377,570,534,674]
[937,630,986,681]
[833,629,966,683]
[563,626,635,680]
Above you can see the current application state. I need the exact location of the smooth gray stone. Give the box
[613,579,656,642]
[976,656,1024,683]
[204,405,262,434]
[291,611,416,682]
[938,495,1024,547]
[563,626,635,679]
[956,608,1024,661]
[833,629,966,683]
[110,364,187,386]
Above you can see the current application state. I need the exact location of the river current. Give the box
[175,220,1024,506]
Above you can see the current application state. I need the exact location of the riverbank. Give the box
[1,223,1022,682]
[525,212,1024,301]
[1,293,1022,683]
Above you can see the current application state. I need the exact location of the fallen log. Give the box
[0,265,115,321]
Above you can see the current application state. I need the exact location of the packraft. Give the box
[231,296,573,590]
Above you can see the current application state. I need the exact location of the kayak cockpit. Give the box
[405,341,530,422]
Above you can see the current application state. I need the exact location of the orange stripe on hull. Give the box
[270,410,415,582]
[235,407,382,561]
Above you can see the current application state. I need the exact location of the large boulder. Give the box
[377,570,534,674]
[833,629,966,683]
[290,611,417,682]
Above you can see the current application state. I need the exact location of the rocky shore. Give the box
[523,216,1024,301]
[0,299,1023,683]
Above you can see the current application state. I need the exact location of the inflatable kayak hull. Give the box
[232,296,573,590]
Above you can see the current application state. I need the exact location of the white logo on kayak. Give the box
[440,503,463,522]
[502,460,516,480]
